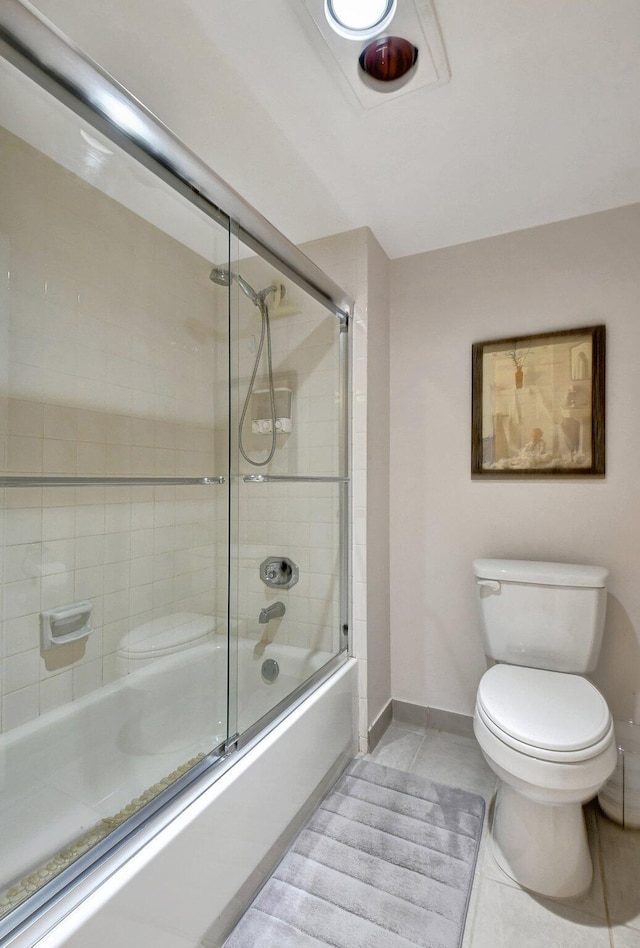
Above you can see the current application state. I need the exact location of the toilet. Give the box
[472,558,617,899]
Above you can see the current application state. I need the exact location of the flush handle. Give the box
[477,579,501,592]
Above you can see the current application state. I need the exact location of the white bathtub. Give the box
[5,654,356,948]
[0,631,338,918]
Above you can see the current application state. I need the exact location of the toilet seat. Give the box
[477,665,613,763]
[117,612,215,660]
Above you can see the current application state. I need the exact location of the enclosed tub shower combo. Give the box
[0,2,355,944]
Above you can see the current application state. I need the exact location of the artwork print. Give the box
[471,326,605,476]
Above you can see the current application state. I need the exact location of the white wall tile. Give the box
[2,683,39,730]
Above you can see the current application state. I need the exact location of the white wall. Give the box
[390,204,640,721]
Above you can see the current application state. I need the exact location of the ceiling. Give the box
[28,0,640,259]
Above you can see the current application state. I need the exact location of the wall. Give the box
[363,232,391,731]
[390,203,640,720]
[304,227,392,748]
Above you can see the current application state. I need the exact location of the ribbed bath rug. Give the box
[225,757,485,948]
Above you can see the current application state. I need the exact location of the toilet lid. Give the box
[477,665,611,754]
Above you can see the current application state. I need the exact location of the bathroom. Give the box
[1,0,640,946]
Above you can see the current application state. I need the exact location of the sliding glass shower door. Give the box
[221,238,350,744]
[0,56,231,921]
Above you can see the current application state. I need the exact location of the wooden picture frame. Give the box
[471,325,605,477]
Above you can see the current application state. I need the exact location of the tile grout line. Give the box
[407,731,427,772]
[593,810,616,948]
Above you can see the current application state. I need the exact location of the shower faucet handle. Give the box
[260,556,299,589]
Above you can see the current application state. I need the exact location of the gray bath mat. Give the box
[225,758,485,948]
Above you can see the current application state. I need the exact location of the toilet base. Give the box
[492,782,592,899]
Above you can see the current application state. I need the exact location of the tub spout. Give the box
[259,601,285,624]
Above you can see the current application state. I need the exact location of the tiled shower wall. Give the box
[0,127,226,734]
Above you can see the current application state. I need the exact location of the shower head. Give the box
[209,267,263,307]
[209,267,280,309]
[208,267,231,288]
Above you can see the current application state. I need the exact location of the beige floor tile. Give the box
[468,878,611,948]
[409,729,497,802]
[612,926,640,947]
[597,809,640,930]
[368,722,425,771]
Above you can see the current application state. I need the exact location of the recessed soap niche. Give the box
[40,601,93,651]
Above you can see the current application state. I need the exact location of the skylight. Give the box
[324,0,397,41]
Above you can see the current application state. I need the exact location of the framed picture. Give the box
[471,325,605,476]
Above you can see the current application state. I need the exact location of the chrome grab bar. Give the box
[242,475,349,483]
[0,476,225,488]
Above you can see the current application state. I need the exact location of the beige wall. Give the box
[390,204,640,721]
[304,227,392,746]
[364,231,391,730]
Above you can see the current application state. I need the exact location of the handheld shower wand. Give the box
[209,268,279,466]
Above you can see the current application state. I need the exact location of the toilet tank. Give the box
[473,559,609,673]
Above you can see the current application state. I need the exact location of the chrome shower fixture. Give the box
[209,266,281,467]
[258,601,286,624]
[208,267,278,307]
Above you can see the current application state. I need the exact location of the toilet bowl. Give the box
[474,664,617,898]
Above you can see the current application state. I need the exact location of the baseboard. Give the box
[392,700,474,738]
[367,699,393,753]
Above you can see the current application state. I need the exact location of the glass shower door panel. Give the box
[228,243,348,740]
[0,57,230,920]
[235,479,343,735]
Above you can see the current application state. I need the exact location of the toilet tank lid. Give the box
[473,559,609,588]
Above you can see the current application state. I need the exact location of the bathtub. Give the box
[1,632,356,947]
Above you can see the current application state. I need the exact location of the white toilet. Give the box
[473,558,617,899]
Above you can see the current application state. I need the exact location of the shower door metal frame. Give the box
[0,0,353,942]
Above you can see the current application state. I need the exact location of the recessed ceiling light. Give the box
[324,0,397,41]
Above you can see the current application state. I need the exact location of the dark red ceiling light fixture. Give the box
[358,35,418,90]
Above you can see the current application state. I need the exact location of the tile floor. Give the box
[368,720,640,948]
